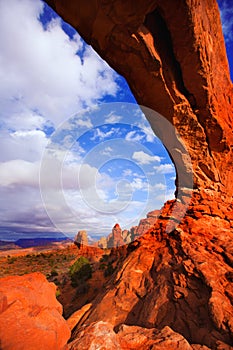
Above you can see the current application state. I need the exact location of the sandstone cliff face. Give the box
[134,210,160,238]
[0,272,70,350]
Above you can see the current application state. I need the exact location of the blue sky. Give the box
[0,0,232,240]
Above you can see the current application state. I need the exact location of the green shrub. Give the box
[99,263,106,270]
[69,256,92,287]
[7,256,17,264]
[56,288,61,298]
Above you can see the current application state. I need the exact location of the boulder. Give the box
[0,272,70,350]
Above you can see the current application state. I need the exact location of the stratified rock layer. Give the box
[0,272,70,350]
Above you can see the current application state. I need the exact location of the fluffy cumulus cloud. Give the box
[0,0,120,238]
[132,151,161,165]
[154,164,175,174]
[0,0,118,126]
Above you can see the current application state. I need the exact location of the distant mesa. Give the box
[74,210,160,249]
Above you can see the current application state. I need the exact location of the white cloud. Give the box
[90,127,115,141]
[0,0,118,127]
[131,178,148,191]
[125,130,144,142]
[135,123,156,142]
[154,163,175,174]
[1,111,46,132]
[101,146,113,156]
[218,0,233,43]
[123,169,133,177]
[0,129,48,162]
[74,117,93,129]
[153,183,166,191]
[132,151,161,165]
[0,160,39,187]
[105,112,122,123]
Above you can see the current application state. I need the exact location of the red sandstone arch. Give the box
[44,0,233,204]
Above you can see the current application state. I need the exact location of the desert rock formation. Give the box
[0,272,70,350]
[1,0,232,349]
[44,0,233,200]
[43,0,233,348]
[74,230,88,246]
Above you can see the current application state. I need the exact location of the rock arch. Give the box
[42,1,233,348]
[44,0,233,203]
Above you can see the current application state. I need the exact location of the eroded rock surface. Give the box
[8,0,233,349]
[107,223,125,248]
[68,321,214,350]
[45,0,233,199]
[0,272,70,350]
[74,231,88,246]
[68,194,233,349]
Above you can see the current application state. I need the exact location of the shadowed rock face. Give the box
[44,0,233,200]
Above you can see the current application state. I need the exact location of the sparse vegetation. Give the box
[69,256,92,287]
[56,288,61,298]
[0,245,76,278]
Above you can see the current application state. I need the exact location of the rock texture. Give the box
[134,209,160,239]
[74,231,88,246]
[107,223,125,248]
[44,0,233,200]
[69,196,233,349]
[0,272,70,350]
[68,321,213,350]
[97,236,107,249]
[95,211,160,248]
[11,0,233,349]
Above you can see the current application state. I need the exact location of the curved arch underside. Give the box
[44,0,233,203]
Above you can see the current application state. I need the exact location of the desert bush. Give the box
[69,256,92,287]
[56,288,61,298]
[7,256,17,264]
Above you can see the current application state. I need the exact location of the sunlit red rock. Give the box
[7,0,233,349]
[44,0,233,199]
[0,272,70,350]
[107,223,125,248]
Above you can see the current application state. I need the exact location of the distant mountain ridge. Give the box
[0,237,71,250]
